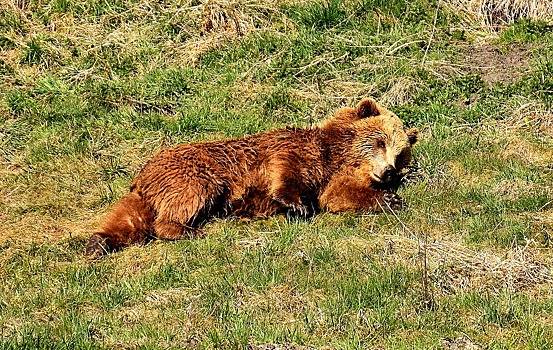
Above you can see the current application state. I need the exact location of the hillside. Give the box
[1,0,552,348]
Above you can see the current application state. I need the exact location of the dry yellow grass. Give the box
[445,0,553,29]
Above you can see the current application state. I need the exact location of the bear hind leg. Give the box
[153,182,227,240]
[85,192,154,258]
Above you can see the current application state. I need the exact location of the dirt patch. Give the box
[464,44,530,85]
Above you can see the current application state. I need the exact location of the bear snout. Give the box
[381,165,397,183]
[372,165,398,184]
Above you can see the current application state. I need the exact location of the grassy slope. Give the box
[1,0,552,348]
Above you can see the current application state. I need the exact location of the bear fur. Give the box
[85,98,418,257]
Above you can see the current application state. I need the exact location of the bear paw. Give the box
[287,202,310,218]
[381,191,404,211]
[85,234,109,258]
[274,194,310,218]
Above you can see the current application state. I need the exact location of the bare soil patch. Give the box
[464,44,531,85]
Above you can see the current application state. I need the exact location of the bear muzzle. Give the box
[371,165,397,184]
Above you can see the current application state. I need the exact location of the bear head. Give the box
[352,98,418,184]
[322,98,418,185]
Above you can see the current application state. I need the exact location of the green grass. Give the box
[1,0,553,348]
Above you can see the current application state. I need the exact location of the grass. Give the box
[1,0,552,348]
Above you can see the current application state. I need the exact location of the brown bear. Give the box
[85,98,418,257]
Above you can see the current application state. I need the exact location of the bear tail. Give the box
[85,192,155,258]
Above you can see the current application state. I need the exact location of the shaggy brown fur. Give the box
[86,98,418,257]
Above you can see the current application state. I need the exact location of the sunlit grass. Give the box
[1,0,552,348]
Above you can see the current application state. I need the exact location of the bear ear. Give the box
[406,128,419,145]
[356,98,381,119]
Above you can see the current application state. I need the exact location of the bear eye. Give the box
[376,139,386,149]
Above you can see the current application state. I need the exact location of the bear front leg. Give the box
[320,174,403,213]
[272,185,309,217]
[267,165,309,217]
